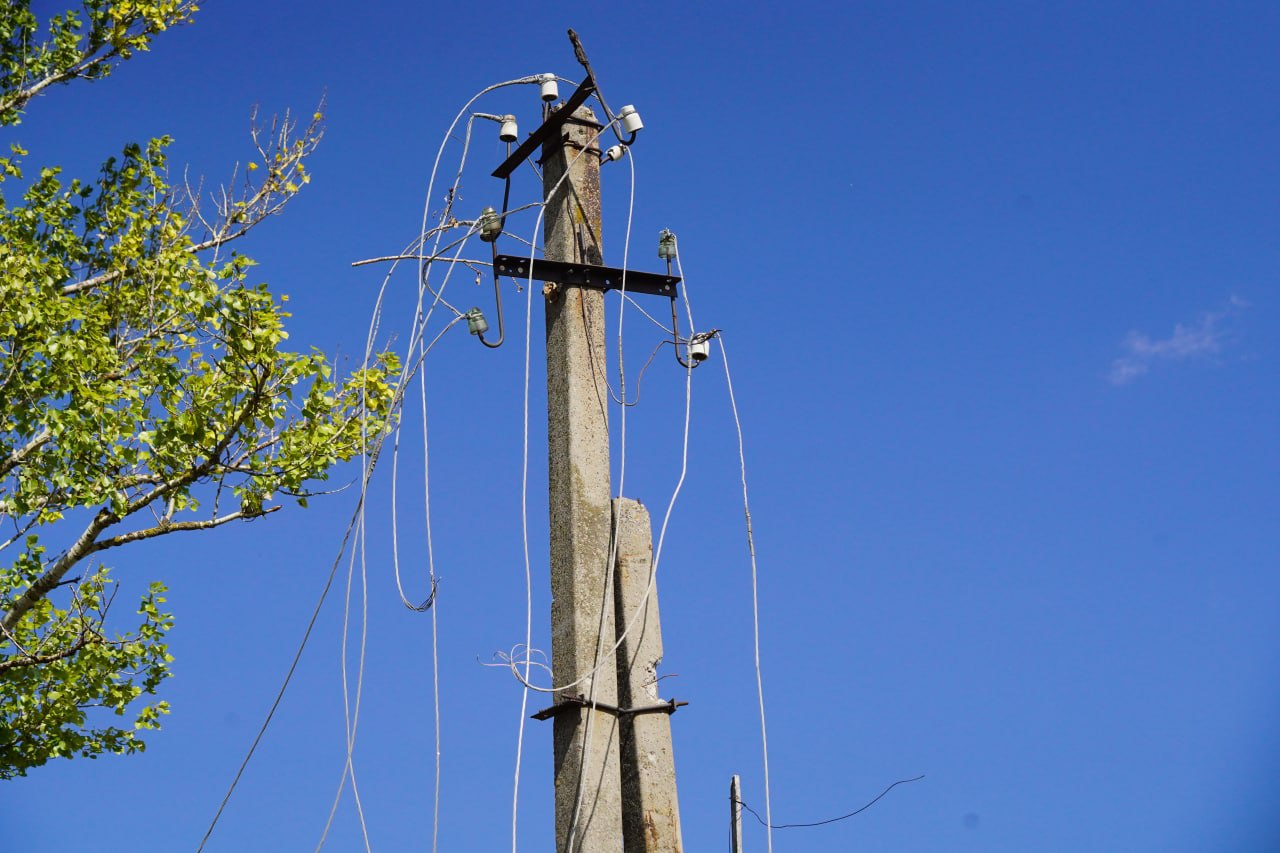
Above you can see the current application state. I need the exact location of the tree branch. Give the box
[90,505,279,553]
[0,366,270,633]
[0,429,51,480]
[0,630,100,673]
[0,52,113,120]
[0,508,115,633]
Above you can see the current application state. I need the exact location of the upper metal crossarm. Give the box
[491,78,598,180]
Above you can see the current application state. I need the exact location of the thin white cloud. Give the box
[1109,297,1247,386]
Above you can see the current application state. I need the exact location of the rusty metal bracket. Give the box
[493,255,679,298]
[491,77,597,180]
[531,694,688,722]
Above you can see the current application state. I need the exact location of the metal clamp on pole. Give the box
[531,694,688,721]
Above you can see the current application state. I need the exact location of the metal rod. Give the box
[475,242,505,348]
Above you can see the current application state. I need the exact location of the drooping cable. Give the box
[197,312,460,852]
[320,304,468,851]
[735,775,926,830]
[339,483,372,850]
[420,313,443,853]
[200,75,545,852]
[196,491,364,853]
[324,81,516,843]
[417,76,545,293]
[327,79,541,848]
[713,328,775,853]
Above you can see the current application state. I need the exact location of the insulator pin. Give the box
[658,229,676,260]
[479,207,502,242]
[618,105,643,135]
[539,74,559,102]
[466,308,489,336]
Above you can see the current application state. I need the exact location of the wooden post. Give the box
[543,104,624,851]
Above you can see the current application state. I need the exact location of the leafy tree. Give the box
[0,2,398,778]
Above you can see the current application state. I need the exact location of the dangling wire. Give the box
[713,327,775,853]
[197,265,468,852]
[319,75,545,851]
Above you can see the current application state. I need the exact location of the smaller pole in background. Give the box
[730,775,744,853]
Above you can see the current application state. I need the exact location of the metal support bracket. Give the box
[531,694,688,722]
[493,255,680,298]
[491,77,597,180]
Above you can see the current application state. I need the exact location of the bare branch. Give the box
[351,254,493,269]
[61,103,324,297]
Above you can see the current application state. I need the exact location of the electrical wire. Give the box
[735,775,926,829]
[617,291,674,335]
[714,327,774,853]
[196,314,458,851]
[320,294,469,851]
[320,76,541,847]
[198,73,588,852]
[498,227,698,701]
[398,193,491,853]
[502,177,698,853]
[335,467,372,850]
[493,353,694,700]
[420,307,444,853]
[352,78,541,849]
[196,492,364,853]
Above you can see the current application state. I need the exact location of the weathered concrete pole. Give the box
[613,497,684,852]
[730,775,744,853]
[542,104,624,851]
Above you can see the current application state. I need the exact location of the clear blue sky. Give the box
[5,2,1279,850]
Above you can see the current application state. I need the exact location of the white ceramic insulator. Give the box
[540,75,559,102]
[604,144,625,162]
[690,339,711,362]
[619,105,644,134]
[499,116,518,143]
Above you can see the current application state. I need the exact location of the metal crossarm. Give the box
[493,255,680,298]
[491,77,597,179]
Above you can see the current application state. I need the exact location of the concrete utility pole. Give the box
[614,498,683,851]
[730,775,744,853]
[542,103,625,851]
